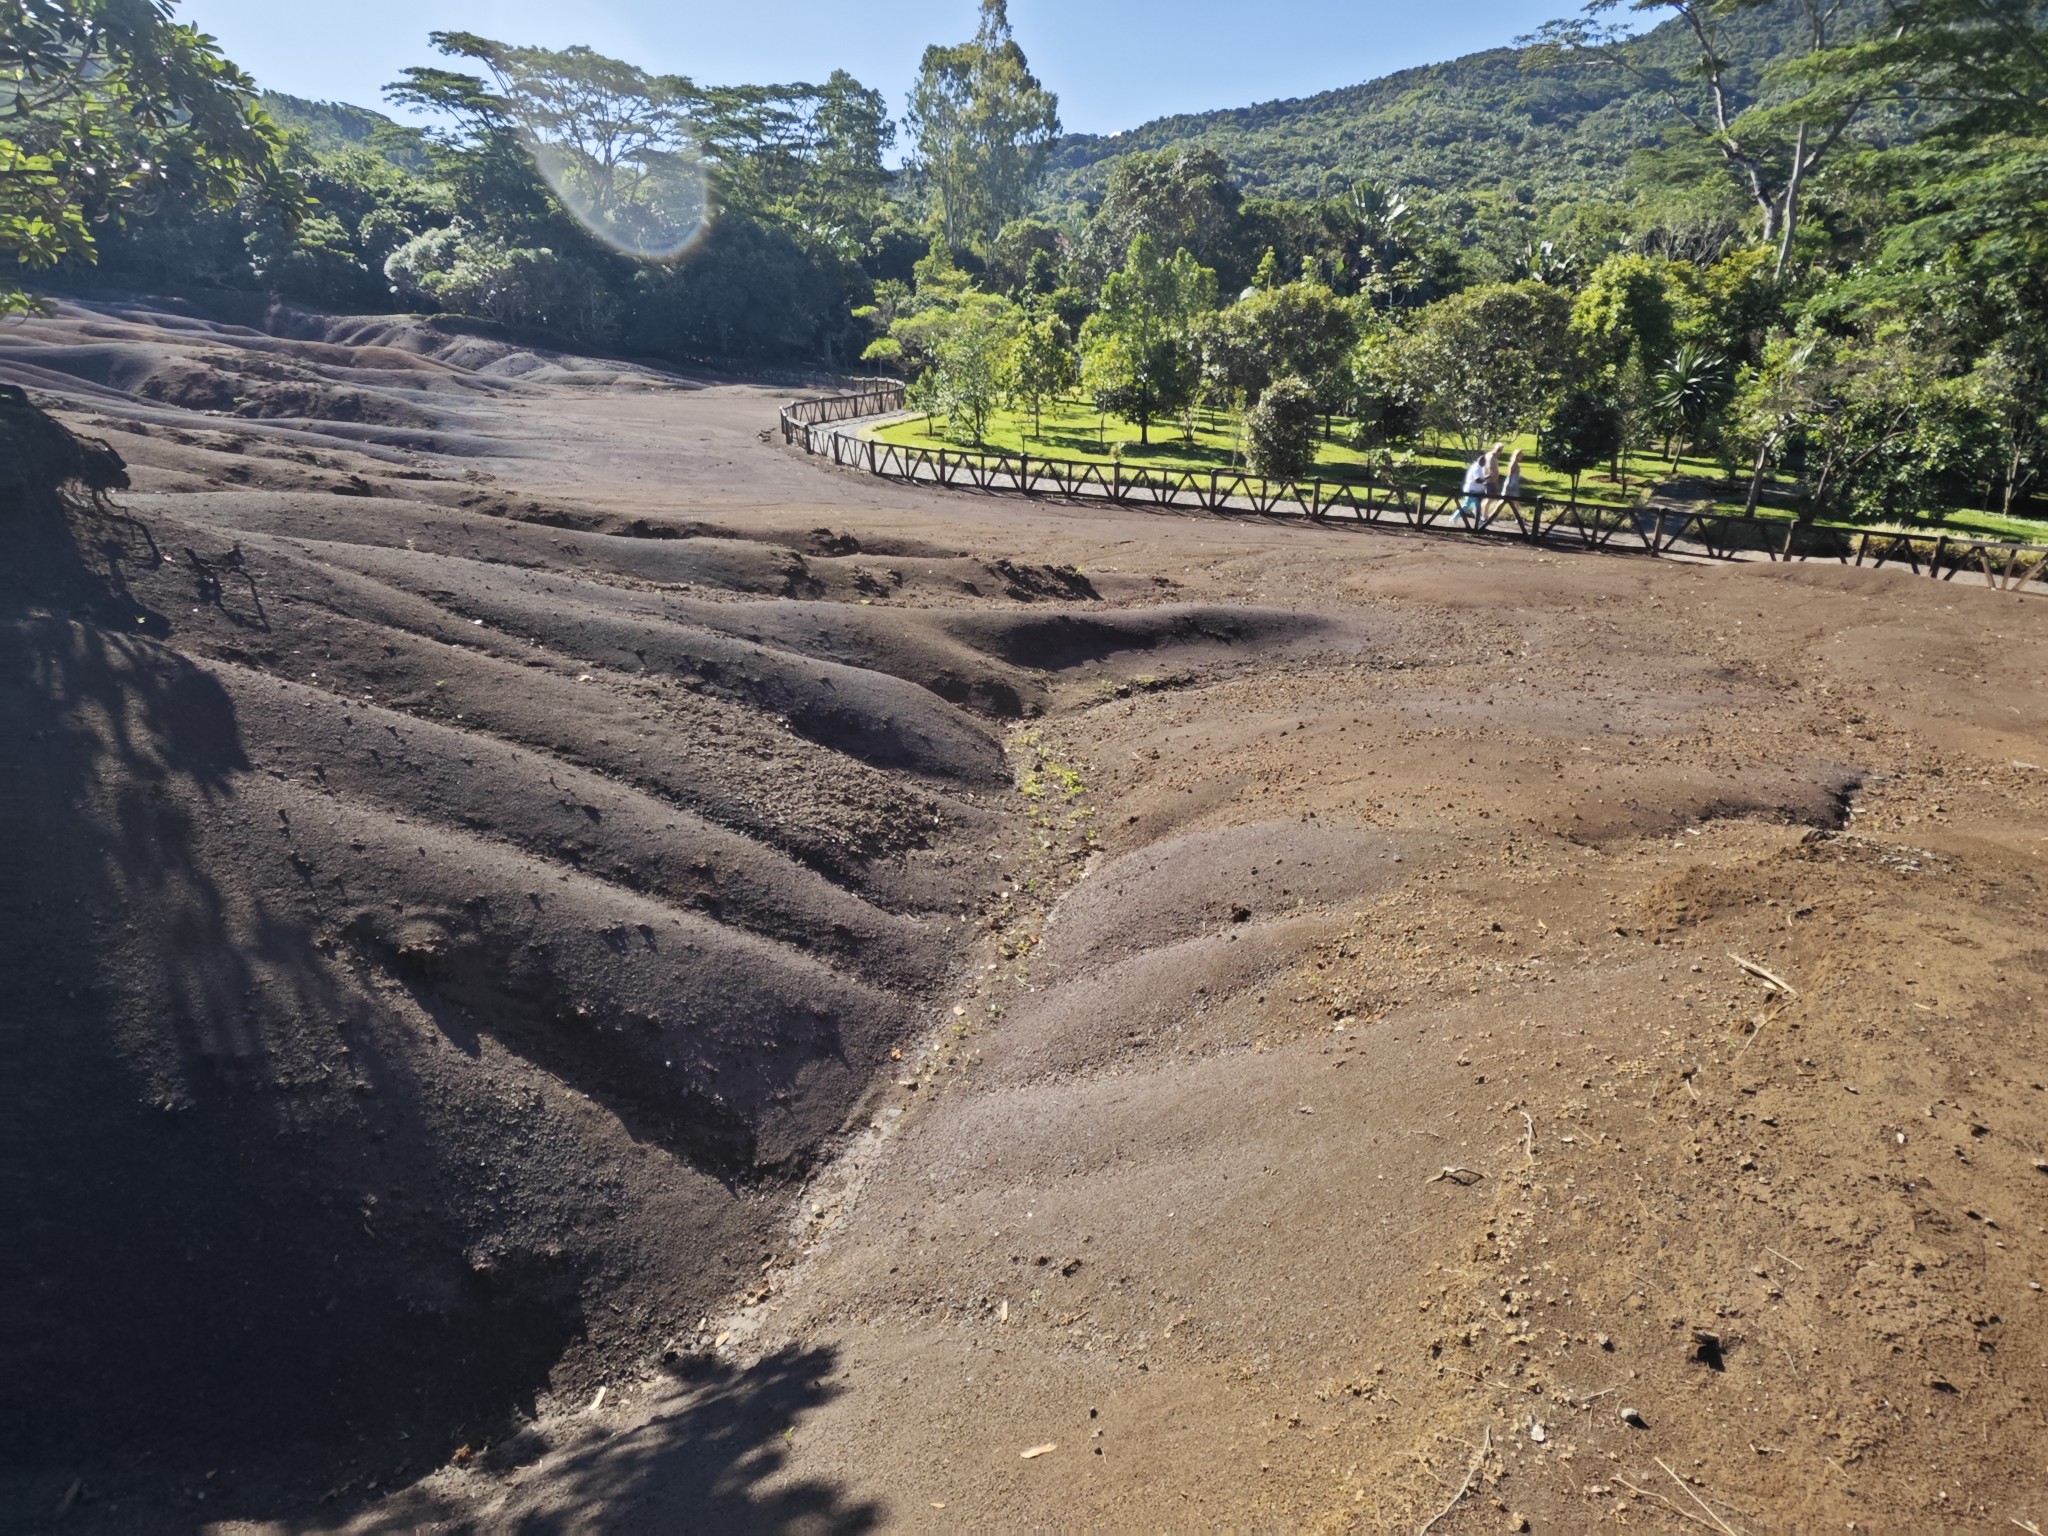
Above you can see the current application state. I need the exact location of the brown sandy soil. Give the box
[4,302,2047,1534]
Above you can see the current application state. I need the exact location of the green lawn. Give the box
[869,397,2048,543]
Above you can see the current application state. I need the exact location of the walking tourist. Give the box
[1498,448,1525,520]
[1458,450,1488,526]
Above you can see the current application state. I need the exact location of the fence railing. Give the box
[780,384,906,447]
[779,387,2048,593]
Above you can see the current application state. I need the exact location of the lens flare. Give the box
[520,130,713,263]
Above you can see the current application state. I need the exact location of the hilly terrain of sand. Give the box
[4,300,2047,1534]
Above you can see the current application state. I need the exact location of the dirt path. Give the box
[4,302,2047,1534]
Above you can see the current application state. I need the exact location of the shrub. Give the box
[384,226,616,340]
[1245,376,1319,481]
[1539,388,1624,491]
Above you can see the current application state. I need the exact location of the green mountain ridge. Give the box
[1040,1,1880,204]
[254,1,1875,214]
[261,92,432,171]
[261,93,389,150]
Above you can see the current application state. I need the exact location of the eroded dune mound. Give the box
[0,412,983,1491]
[0,300,697,466]
[0,322,1359,1519]
[8,302,2048,1534]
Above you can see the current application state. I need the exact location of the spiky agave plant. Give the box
[1652,343,1732,473]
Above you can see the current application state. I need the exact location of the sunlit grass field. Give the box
[869,397,2048,543]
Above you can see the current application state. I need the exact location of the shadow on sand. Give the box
[0,424,587,1526]
[356,1345,882,1535]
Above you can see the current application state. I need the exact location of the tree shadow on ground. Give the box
[360,1345,881,1535]
[0,422,586,1525]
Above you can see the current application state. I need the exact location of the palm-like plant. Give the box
[1653,343,1732,472]
[1518,240,1583,288]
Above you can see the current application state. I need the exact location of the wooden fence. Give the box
[779,389,2048,594]
[780,383,906,446]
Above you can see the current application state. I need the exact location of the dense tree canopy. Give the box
[1084,147,1250,289]
[7,0,2047,529]
[2,0,283,310]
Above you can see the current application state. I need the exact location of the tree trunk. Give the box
[1807,456,1836,525]
[1775,122,1809,281]
[1743,434,1774,517]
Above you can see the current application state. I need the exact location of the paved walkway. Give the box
[796,414,2048,597]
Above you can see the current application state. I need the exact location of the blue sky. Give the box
[185,0,1580,139]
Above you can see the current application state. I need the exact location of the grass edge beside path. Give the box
[865,399,2048,545]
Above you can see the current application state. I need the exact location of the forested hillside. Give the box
[1042,0,1886,203]
[260,92,428,167]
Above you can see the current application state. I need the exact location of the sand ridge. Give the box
[3,302,2046,1532]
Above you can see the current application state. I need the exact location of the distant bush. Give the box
[1245,376,1319,481]
[385,226,618,341]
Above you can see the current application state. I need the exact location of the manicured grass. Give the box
[1858,507,2048,544]
[875,399,1757,512]
[870,397,2048,543]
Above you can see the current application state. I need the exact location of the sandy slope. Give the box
[4,302,2047,1534]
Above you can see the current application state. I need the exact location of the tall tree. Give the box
[415,33,705,258]
[401,36,896,258]
[906,0,1061,253]
[1086,147,1247,287]
[1785,0,2048,514]
[2,0,283,311]
[1079,234,1217,445]
[1789,0,2048,144]
[803,71,897,245]
[1525,0,1871,275]
[1393,280,1576,452]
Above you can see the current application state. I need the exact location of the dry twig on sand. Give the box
[1416,1427,1491,1536]
[1615,1477,1737,1533]
[1519,1111,1535,1160]
[1426,1166,1485,1186]
[1656,1457,1746,1535]
[1733,1009,1776,1059]
[1729,953,1797,996]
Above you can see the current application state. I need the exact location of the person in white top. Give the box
[1459,442,1503,527]
[1458,456,1486,523]
[1496,448,1525,522]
